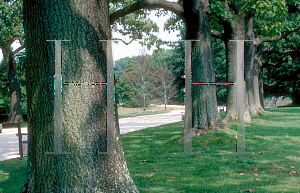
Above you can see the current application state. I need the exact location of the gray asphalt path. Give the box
[0,109,184,161]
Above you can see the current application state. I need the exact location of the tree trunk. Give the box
[223,13,251,123]
[164,79,167,110]
[164,91,167,110]
[258,66,265,109]
[21,0,139,192]
[181,0,228,137]
[245,14,263,115]
[254,53,265,112]
[255,45,266,111]
[2,47,24,123]
[143,85,146,111]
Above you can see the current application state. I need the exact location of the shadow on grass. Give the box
[121,107,300,193]
[1,107,300,192]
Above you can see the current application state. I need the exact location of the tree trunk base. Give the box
[177,124,230,143]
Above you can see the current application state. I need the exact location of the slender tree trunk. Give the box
[2,47,24,123]
[181,0,228,137]
[164,91,167,111]
[141,75,146,111]
[21,0,139,192]
[163,78,167,110]
[223,13,251,123]
[142,85,146,111]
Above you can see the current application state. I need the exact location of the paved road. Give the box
[0,109,184,161]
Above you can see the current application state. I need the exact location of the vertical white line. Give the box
[45,40,70,155]
[54,41,63,153]
[184,40,192,153]
[236,40,245,153]
[107,40,115,154]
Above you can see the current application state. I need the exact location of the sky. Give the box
[0,4,181,62]
[111,10,180,61]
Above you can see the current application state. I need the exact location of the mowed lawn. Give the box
[122,106,300,193]
[1,106,300,192]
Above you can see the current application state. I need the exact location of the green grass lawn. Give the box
[122,107,300,193]
[0,156,27,193]
[1,107,300,192]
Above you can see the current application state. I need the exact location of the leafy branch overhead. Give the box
[109,0,184,49]
[0,0,24,48]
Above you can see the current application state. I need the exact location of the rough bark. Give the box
[21,0,139,192]
[254,49,265,112]
[180,0,229,137]
[245,13,263,115]
[1,46,24,123]
[223,13,251,123]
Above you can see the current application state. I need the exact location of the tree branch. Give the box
[1,35,21,49]
[254,25,300,47]
[11,44,25,57]
[110,0,184,25]
[112,38,135,45]
[227,1,239,15]
[211,29,224,40]
[262,48,299,56]
[284,36,296,42]
[19,37,24,46]
[224,1,230,16]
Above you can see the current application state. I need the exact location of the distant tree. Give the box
[150,48,179,109]
[115,73,132,106]
[261,32,300,105]
[0,50,27,115]
[156,65,178,110]
[212,36,227,103]
[164,21,186,103]
[0,0,25,123]
[122,48,161,111]
[114,56,129,77]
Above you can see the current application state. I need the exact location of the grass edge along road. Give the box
[0,106,185,129]
[1,106,300,192]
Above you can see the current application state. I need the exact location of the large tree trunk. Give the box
[2,47,24,123]
[223,13,251,123]
[181,0,228,137]
[245,13,264,115]
[21,0,139,192]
